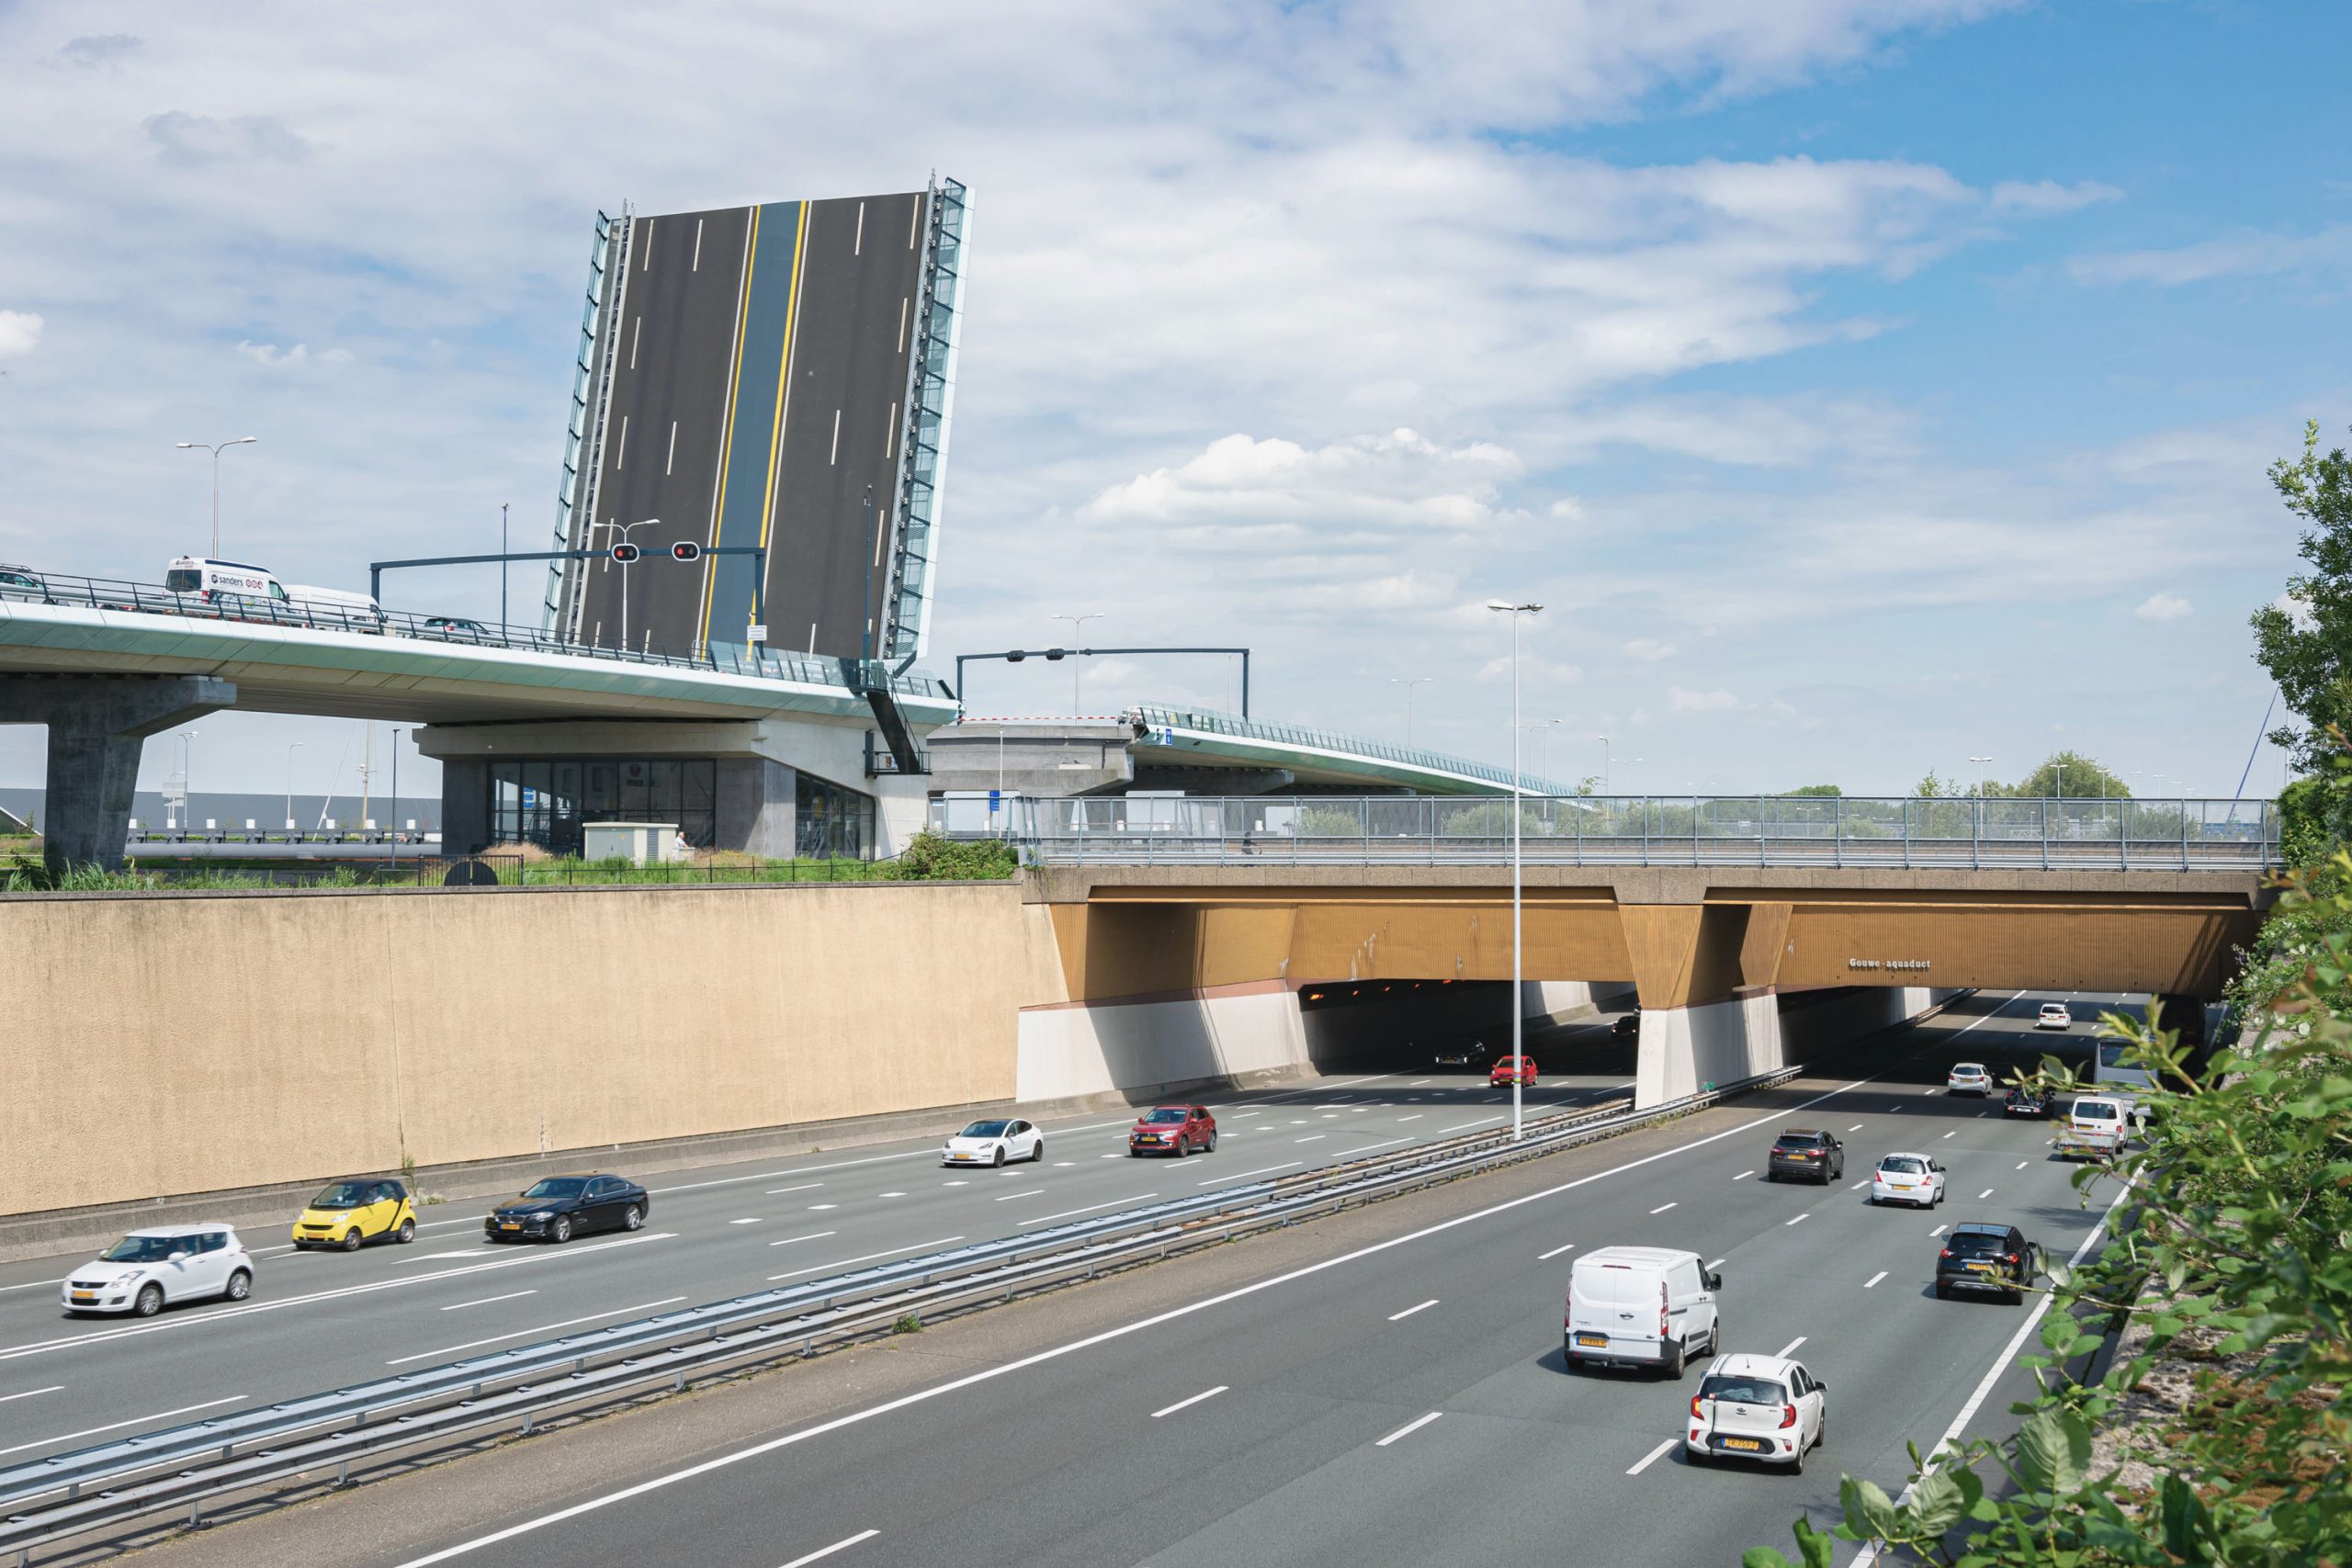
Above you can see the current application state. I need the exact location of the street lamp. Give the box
[591,517,659,650]
[2052,762,2068,801]
[1488,599,1544,1144]
[1392,677,1431,748]
[1969,756,1993,797]
[285,741,304,833]
[175,436,257,559]
[175,729,198,831]
[1524,718,1566,788]
[390,728,406,872]
[1050,613,1104,716]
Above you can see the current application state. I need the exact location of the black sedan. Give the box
[1611,1012,1642,1041]
[1766,1128,1845,1183]
[485,1173,650,1244]
[2004,1084,2055,1118]
[1433,1042,1493,1069]
[1935,1221,2042,1303]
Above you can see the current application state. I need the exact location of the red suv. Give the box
[1128,1104,1216,1157]
[1490,1055,1538,1087]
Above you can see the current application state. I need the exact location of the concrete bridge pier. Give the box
[0,674,236,874]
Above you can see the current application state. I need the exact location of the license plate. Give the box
[1965,1261,1993,1272]
[1577,1334,1608,1348]
[1721,1438,1762,1451]
[70,1292,95,1302]
[501,1222,521,1231]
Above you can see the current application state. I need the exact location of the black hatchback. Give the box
[1935,1222,2041,1303]
[1766,1128,1845,1183]
[485,1173,650,1245]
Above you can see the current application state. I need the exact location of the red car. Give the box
[1490,1055,1538,1087]
[1128,1104,1216,1157]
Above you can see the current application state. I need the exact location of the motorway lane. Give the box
[366,991,2129,1568]
[0,1023,1633,1466]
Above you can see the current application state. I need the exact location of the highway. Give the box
[0,1015,1633,1472]
[109,989,2132,1568]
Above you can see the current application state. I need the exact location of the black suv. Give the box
[1766,1128,1845,1184]
[1935,1222,2042,1303]
[485,1173,650,1245]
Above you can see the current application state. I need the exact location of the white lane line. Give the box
[729,1219,763,1226]
[1732,1171,1753,1181]
[1539,1242,1577,1260]
[0,1394,247,1460]
[0,1385,62,1405]
[1396,1114,1425,1122]
[628,315,640,367]
[1709,1258,1727,1269]
[1295,1135,1327,1144]
[942,1180,970,1187]
[2017,1161,2030,1170]
[1377,1411,1442,1448]
[1977,1110,1990,1118]
[1776,1336,1807,1358]
[1150,1385,1227,1419]
[615,414,628,468]
[779,1527,878,1568]
[691,217,703,270]
[1978,1189,1995,1200]
[1053,1162,1076,1168]
[1864,1271,1888,1289]
[1650,1202,1678,1214]
[1851,1179,1870,1190]
[399,1249,490,1264]
[384,1059,1945,1568]
[1942,1131,1959,1140]
[767,1231,839,1248]
[829,408,842,465]
[767,1184,825,1196]
[1852,1179,2136,1568]
[1785,1213,1810,1227]
[1387,1299,1439,1322]
[994,1190,1045,1201]
[1626,1437,1678,1475]
[1930,1224,1948,1237]
[441,1290,537,1313]
[1335,1137,1412,1156]
[389,1298,687,1366]
[665,421,677,475]
[651,1144,987,1200]
[0,1233,680,1364]
[1444,1117,1507,1134]
[1198,1163,1300,1187]
[1409,1078,1431,1087]
[1098,1153,1122,1160]
[808,1204,839,1212]
[1849,1123,1864,1132]
[1022,1195,1157,1226]
[767,1237,964,1284]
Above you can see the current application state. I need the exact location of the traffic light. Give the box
[671,541,701,562]
[609,543,640,564]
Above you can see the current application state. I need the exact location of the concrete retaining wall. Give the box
[1634,986,1962,1107]
[0,883,1069,1218]
[1014,984,1317,1103]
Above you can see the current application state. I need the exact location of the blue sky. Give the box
[0,0,2343,802]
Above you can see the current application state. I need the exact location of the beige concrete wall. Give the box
[0,884,1069,1217]
[1014,983,1314,1103]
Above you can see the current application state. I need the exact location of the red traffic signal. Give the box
[609,543,640,564]
[671,540,702,562]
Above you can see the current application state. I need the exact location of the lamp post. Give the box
[1488,599,1544,1143]
[175,729,198,831]
[592,517,659,649]
[390,728,405,871]
[285,741,304,834]
[1969,754,1992,840]
[2052,762,2068,800]
[1392,677,1431,747]
[1050,613,1104,716]
[175,436,257,559]
[1597,736,1611,795]
[500,502,510,631]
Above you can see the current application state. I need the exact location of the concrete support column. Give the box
[0,675,235,874]
[439,758,491,855]
[716,758,796,858]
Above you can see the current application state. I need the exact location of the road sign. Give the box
[745,624,768,643]
[609,543,640,564]
[670,541,701,562]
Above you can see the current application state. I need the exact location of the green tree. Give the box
[1785,784,1841,796]
[1912,769,1948,798]
[1297,806,1365,837]
[2007,750,2132,799]
[2251,421,2352,773]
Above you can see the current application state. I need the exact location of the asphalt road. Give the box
[296,988,2136,1568]
[0,1016,1634,1469]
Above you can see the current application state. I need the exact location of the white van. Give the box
[1565,1246,1723,1377]
[164,557,387,630]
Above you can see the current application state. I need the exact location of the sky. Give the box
[0,0,2344,803]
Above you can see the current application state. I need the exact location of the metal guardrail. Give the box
[0,572,950,702]
[0,1077,1806,1558]
[957,794,2280,872]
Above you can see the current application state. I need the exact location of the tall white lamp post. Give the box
[1050,613,1104,716]
[1489,599,1544,1141]
[175,436,257,559]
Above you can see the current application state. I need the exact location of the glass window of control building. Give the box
[796,772,876,860]
[487,758,716,854]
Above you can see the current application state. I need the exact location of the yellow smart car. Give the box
[292,1178,417,1250]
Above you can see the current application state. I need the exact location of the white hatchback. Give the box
[1947,1062,1992,1095]
[941,1117,1044,1168]
[1685,1352,1827,1471]
[62,1224,254,1317]
[1870,1152,1946,1208]
[2037,1003,2073,1030]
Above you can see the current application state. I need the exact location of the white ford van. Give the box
[1565,1246,1723,1377]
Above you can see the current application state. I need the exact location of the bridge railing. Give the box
[0,571,950,700]
[954,794,2280,871]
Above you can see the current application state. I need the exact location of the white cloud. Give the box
[2271,591,2315,631]
[1623,637,1677,661]
[0,310,41,359]
[2133,592,2192,622]
[1987,178,2121,213]
[1080,429,1521,537]
[1478,654,1584,686]
[1668,687,1745,712]
[2070,225,2350,287]
[234,341,350,368]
